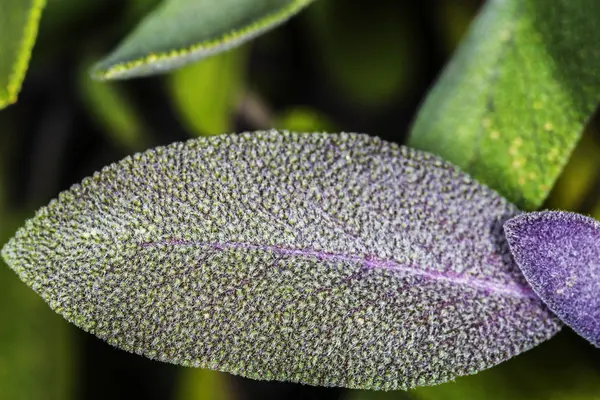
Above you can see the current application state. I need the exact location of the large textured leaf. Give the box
[92,0,313,80]
[504,211,600,347]
[409,0,600,210]
[1,131,560,390]
[0,0,45,109]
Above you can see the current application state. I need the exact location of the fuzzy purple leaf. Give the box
[504,211,600,347]
[1,130,560,390]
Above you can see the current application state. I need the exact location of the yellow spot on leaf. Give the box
[512,158,524,169]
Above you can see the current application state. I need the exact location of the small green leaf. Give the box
[176,369,234,400]
[169,47,248,137]
[92,0,314,80]
[273,106,336,132]
[0,0,45,109]
[78,56,148,151]
[409,0,600,210]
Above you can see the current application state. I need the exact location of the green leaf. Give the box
[273,106,336,132]
[545,127,600,211]
[176,369,234,400]
[78,56,149,151]
[169,47,248,137]
[409,0,600,210]
[0,0,45,109]
[92,0,314,80]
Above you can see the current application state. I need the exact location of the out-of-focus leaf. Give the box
[545,128,600,211]
[0,146,73,400]
[434,0,476,55]
[78,56,148,151]
[169,47,247,137]
[177,369,233,400]
[505,211,600,347]
[306,0,419,106]
[92,0,314,80]
[273,106,336,132]
[412,332,600,400]
[409,0,600,210]
[345,389,412,400]
[2,131,560,390]
[0,0,45,109]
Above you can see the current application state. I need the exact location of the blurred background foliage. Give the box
[1,0,600,399]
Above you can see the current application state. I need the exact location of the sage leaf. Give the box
[0,0,45,109]
[504,211,600,347]
[2,131,560,390]
[409,0,600,210]
[92,0,313,80]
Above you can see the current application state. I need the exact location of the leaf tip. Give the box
[504,211,600,348]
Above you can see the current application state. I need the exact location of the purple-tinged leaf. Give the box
[504,211,600,347]
[1,130,560,390]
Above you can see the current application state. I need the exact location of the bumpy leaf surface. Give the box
[92,0,313,80]
[505,211,600,347]
[2,131,560,390]
[0,0,45,109]
[409,0,600,210]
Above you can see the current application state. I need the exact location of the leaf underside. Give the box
[505,211,600,348]
[91,0,313,80]
[409,0,600,210]
[0,0,45,109]
[1,131,560,390]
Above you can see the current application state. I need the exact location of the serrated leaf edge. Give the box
[91,0,314,80]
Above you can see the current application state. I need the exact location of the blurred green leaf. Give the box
[0,0,45,109]
[92,0,313,80]
[344,389,412,400]
[409,0,600,210]
[411,332,600,400]
[306,0,419,106]
[176,369,233,400]
[273,106,336,132]
[545,127,600,211]
[169,47,247,137]
[434,0,475,55]
[0,144,73,400]
[78,56,148,150]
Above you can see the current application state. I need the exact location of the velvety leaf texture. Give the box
[504,211,600,347]
[1,131,560,390]
[92,0,313,80]
[409,0,600,210]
